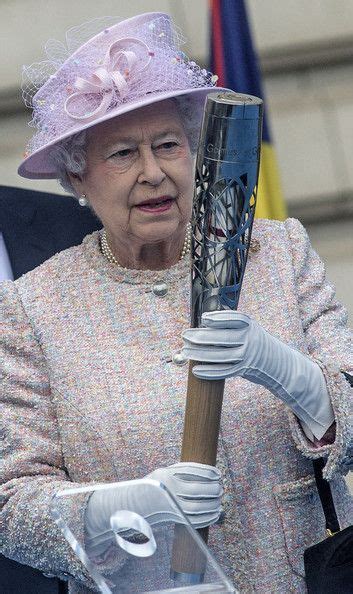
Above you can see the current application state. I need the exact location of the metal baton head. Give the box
[191,92,263,328]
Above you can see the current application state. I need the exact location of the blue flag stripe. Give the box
[217,0,271,142]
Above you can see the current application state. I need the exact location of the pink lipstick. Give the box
[136,196,175,213]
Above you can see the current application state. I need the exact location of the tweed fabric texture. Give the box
[1,217,353,593]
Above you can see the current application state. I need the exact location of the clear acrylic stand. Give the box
[50,478,236,593]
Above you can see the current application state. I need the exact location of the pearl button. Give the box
[152,282,168,297]
[172,351,188,366]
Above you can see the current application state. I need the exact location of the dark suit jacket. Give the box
[0,185,102,279]
[0,185,101,593]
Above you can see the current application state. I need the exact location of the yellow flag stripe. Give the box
[255,142,287,221]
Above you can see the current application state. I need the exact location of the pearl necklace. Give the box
[100,223,192,268]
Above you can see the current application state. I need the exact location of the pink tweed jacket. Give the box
[1,218,353,594]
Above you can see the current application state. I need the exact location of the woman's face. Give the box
[77,100,194,247]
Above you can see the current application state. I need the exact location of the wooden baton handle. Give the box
[171,360,225,579]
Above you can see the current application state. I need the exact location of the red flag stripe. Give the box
[210,0,226,87]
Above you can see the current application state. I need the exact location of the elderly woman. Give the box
[1,12,353,594]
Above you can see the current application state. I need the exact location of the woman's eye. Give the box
[156,142,178,151]
[111,148,133,158]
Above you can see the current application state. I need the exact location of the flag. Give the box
[210,0,287,220]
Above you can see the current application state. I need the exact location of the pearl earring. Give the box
[78,193,88,207]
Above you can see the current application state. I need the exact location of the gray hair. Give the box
[49,96,202,196]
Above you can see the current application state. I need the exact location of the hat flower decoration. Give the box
[19,13,221,179]
[64,37,153,123]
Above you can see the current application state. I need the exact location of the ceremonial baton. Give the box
[172,92,263,584]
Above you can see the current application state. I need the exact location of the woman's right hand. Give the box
[146,462,223,528]
[84,462,222,557]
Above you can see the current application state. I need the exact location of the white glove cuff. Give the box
[284,360,334,440]
[299,367,334,441]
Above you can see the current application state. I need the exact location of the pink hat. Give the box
[19,13,226,179]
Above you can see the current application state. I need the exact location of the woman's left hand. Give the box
[182,311,334,439]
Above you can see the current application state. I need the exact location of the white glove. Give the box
[85,463,222,558]
[147,463,222,528]
[182,311,334,440]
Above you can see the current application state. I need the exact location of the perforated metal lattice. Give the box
[191,162,257,328]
